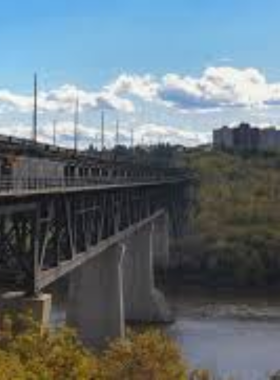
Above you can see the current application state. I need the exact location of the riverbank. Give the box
[156,267,280,293]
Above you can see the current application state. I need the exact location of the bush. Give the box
[100,329,187,380]
[0,313,98,380]
[0,313,221,380]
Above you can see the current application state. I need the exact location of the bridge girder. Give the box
[0,180,191,293]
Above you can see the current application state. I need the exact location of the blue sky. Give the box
[1,0,280,146]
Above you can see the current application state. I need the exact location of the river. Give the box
[165,287,280,380]
[50,283,280,380]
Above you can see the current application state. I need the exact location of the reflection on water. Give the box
[166,288,280,380]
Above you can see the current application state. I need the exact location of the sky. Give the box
[1,0,280,147]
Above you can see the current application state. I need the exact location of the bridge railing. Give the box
[0,174,187,194]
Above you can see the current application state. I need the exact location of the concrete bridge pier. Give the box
[67,244,125,348]
[66,211,172,348]
[0,292,52,331]
[152,211,170,270]
[123,216,172,323]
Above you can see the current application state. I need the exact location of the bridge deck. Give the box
[0,174,190,293]
[0,177,188,198]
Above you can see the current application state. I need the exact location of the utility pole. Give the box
[53,120,57,146]
[74,96,79,152]
[101,110,105,151]
[115,118,120,147]
[130,127,134,149]
[33,73,38,142]
[94,133,99,150]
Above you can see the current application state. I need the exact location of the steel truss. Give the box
[0,180,191,293]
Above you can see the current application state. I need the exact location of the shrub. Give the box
[100,329,188,380]
[0,313,223,380]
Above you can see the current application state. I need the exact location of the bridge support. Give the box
[0,292,52,331]
[152,211,170,269]
[67,244,125,348]
[123,215,172,323]
[67,211,172,348]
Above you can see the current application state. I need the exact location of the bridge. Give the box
[0,139,192,346]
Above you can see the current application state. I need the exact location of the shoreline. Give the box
[156,269,280,297]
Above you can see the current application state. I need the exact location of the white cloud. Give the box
[134,123,210,146]
[3,66,280,148]
[0,84,134,114]
[0,120,102,149]
[0,91,33,112]
[103,67,280,112]
[3,67,280,116]
[106,74,158,101]
[45,84,135,113]
[0,118,210,148]
[0,122,33,139]
[157,67,271,110]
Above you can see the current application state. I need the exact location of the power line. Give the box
[101,110,105,151]
[130,127,134,149]
[94,133,99,150]
[74,96,79,152]
[115,118,120,146]
[33,73,38,142]
[53,120,57,146]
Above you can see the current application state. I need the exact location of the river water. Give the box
[165,287,280,380]
[50,283,280,380]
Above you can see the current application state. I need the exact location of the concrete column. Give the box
[0,292,52,330]
[122,220,172,323]
[67,243,125,348]
[152,211,170,270]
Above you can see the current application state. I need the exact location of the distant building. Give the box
[259,127,280,151]
[213,123,280,152]
[233,123,258,150]
[213,126,234,149]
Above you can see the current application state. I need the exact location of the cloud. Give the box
[134,123,211,146]
[0,122,33,139]
[0,84,135,114]
[46,84,135,113]
[0,120,101,149]
[3,66,280,148]
[3,67,280,116]
[106,74,158,101]
[158,73,221,110]
[157,67,270,110]
[106,67,280,112]
[0,91,33,112]
[0,117,210,149]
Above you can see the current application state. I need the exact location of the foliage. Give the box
[180,149,280,287]
[99,329,187,380]
[0,313,217,380]
[0,313,98,380]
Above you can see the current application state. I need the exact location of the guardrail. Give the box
[0,175,188,194]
